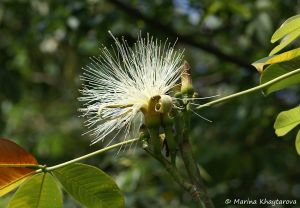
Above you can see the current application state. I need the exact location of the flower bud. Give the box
[181,61,194,96]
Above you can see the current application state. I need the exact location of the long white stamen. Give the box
[173,94,220,101]
[190,108,212,123]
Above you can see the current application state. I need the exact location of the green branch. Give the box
[143,148,204,207]
[197,68,300,110]
[179,104,214,208]
[0,164,44,169]
[44,138,139,172]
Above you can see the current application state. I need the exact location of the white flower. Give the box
[79,32,184,144]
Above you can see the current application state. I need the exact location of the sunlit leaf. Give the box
[53,163,124,208]
[296,130,300,155]
[271,14,300,43]
[252,56,274,72]
[8,173,62,208]
[0,172,33,198]
[274,105,300,136]
[270,28,300,56]
[252,48,300,72]
[260,65,300,94]
[0,138,38,196]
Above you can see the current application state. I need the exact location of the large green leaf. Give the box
[8,173,62,208]
[274,105,300,136]
[260,64,300,94]
[270,27,300,56]
[252,48,300,72]
[296,130,300,155]
[271,14,300,43]
[53,163,124,208]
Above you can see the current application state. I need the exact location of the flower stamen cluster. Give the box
[79,32,184,144]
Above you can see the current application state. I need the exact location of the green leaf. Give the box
[271,14,300,43]
[296,130,300,155]
[8,173,62,208]
[274,105,300,136]
[270,28,300,56]
[260,64,300,94]
[53,163,124,208]
[252,48,300,72]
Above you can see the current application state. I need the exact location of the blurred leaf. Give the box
[8,173,62,208]
[53,163,124,208]
[274,105,300,136]
[260,64,300,94]
[0,138,38,196]
[271,14,300,43]
[229,2,251,18]
[270,28,300,55]
[296,130,300,155]
[252,48,300,72]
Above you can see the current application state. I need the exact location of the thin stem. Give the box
[197,68,300,110]
[0,164,44,169]
[45,138,139,172]
[180,104,214,208]
[144,148,204,208]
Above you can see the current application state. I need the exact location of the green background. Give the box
[0,0,299,207]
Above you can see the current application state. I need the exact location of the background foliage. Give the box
[0,0,300,207]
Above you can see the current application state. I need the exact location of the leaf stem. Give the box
[197,68,300,110]
[0,164,44,169]
[44,138,139,172]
